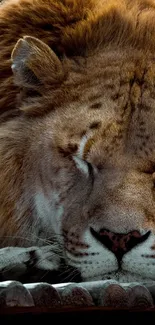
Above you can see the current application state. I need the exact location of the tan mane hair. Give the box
[61,0,155,56]
[1,0,155,114]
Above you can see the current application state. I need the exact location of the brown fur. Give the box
[0,0,155,281]
[1,0,155,113]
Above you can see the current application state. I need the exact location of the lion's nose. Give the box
[90,227,151,262]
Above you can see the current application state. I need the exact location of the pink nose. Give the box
[90,228,150,261]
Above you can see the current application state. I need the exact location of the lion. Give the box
[0,0,155,283]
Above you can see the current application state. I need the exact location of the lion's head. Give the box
[0,0,155,282]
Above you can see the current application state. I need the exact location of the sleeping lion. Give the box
[0,0,155,283]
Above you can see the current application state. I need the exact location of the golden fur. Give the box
[0,0,155,281]
[1,0,155,114]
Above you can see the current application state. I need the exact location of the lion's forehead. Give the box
[50,50,155,166]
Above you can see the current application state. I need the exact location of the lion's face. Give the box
[32,50,154,283]
[65,53,155,283]
[10,36,155,282]
[62,164,155,282]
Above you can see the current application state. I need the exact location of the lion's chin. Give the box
[83,271,155,283]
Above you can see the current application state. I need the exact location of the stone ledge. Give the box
[0,280,154,309]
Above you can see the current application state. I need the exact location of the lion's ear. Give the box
[11,36,65,91]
